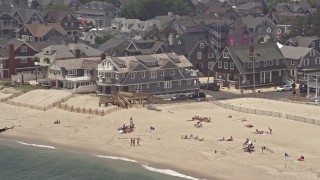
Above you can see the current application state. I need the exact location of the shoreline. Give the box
[0,134,212,180]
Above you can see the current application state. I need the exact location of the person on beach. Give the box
[130,117,133,125]
[133,138,135,146]
[137,137,140,146]
[130,138,133,146]
[218,137,225,141]
[226,136,233,141]
[269,127,272,134]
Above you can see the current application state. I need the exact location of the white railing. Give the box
[65,75,92,81]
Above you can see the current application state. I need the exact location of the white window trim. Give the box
[224,62,228,69]
[304,58,309,66]
[255,61,259,68]
[197,52,202,59]
[171,69,175,75]
[276,59,279,65]
[208,53,214,58]
[200,43,204,48]
[84,70,90,76]
[146,83,149,88]
[142,71,145,78]
[269,60,273,66]
[230,62,234,70]
[131,72,135,79]
[20,58,27,63]
[264,61,268,67]
[21,46,27,52]
[68,69,77,75]
[160,69,164,76]
[316,58,320,64]
[187,79,191,84]
[178,80,181,85]
[223,52,229,58]
[291,60,294,65]
[164,81,172,89]
[218,61,222,68]
[248,62,252,68]
[134,84,142,91]
[150,70,157,78]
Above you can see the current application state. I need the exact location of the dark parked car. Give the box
[188,92,206,101]
[200,83,220,91]
[171,94,188,101]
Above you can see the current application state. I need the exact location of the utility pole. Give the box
[249,45,256,97]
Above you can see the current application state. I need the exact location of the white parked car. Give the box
[306,99,320,105]
[277,85,292,92]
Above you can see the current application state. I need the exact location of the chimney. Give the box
[75,48,81,58]
[6,43,15,78]
[100,53,106,61]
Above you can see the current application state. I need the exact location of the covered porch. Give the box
[306,73,320,99]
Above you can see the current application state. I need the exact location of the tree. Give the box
[45,3,71,11]
[95,35,111,44]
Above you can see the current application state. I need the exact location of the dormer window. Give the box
[310,51,315,56]
[67,14,71,20]
[45,50,50,54]
[73,0,76,5]
[200,43,204,48]
[23,26,27,32]
[21,46,27,52]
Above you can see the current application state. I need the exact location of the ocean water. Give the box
[0,140,199,180]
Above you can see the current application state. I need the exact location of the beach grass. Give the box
[13,84,43,92]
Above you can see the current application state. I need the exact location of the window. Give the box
[67,14,71,20]
[65,23,68,27]
[134,84,142,91]
[116,74,119,79]
[269,60,273,66]
[316,58,320,64]
[230,62,234,70]
[197,52,202,59]
[20,58,27,63]
[30,36,34,42]
[71,23,74,28]
[21,46,27,52]
[187,79,191,84]
[264,61,268,67]
[208,53,214,58]
[160,69,164,76]
[194,80,198,86]
[200,43,204,48]
[223,52,229,58]
[255,61,259,68]
[142,71,145,78]
[157,83,160,87]
[178,80,181,85]
[164,81,172,88]
[310,51,315,56]
[146,83,149,88]
[68,70,77,75]
[291,60,295,65]
[276,59,279,66]
[150,70,157,78]
[304,59,309,66]
[92,4,95,9]
[279,70,281,76]
[84,70,90,75]
[73,0,76,5]
[224,62,228,69]
[311,42,315,48]
[218,61,222,68]
[171,69,175,75]
[122,74,125,78]
[89,35,93,40]
[131,72,135,79]
[248,62,252,68]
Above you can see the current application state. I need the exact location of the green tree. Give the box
[95,35,111,44]
[45,3,71,11]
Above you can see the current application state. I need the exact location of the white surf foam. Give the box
[142,164,203,180]
[94,154,138,163]
[16,141,56,149]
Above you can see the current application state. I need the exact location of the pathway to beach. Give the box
[0,99,320,180]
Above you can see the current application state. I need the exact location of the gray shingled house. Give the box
[212,43,287,89]
[96,53,199,95]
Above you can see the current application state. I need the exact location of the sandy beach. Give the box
[1,97,320,180]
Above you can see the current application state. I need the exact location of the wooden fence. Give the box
[57,103,121,116]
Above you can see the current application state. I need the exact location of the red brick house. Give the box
[0,41,40,78]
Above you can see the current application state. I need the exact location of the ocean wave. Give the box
[94,154,138,163]
[16,141,56,149]
[142,164,203,180]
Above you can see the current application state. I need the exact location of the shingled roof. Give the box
[55,57,100,70]
[23,23,67,37]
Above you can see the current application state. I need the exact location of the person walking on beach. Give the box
[130,138,133,146]
[137,137,140,146]
[269,127,272,134]
[133,138,136,146]
[130,117,133,125]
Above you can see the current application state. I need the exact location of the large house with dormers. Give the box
[96,53,199,94]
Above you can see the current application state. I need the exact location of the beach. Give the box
[1,97,320,180]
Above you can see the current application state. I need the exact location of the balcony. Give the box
[97,77,112,84]
[65,75,92,81]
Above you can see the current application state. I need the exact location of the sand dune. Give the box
[0,99,319,180]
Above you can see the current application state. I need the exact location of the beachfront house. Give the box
[48,57,100,92]
[96,53,199,95]
[0,12,19,38]
[212,43,287,89]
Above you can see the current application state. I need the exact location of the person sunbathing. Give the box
[243,138,249,145]
[298,156,305,161]
[226,136,233,141]
[218,137,225,141]
[245,124,254,128]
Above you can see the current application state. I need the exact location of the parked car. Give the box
[188,92,206,101]
[299,84,316,93]
[306,99,320,105]
[200,83,220,91]
[171,94,188,101]
[277,85,292,92]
